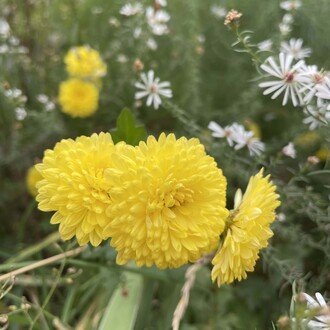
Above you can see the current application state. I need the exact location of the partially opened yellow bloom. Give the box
[103,133,229,268]
[64,46,107,79]
[211,169,280,286]
[26,165,43,197]
[36,133,117,246]
[58,78,99,118]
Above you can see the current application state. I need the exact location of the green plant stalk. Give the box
[5,232,61,264]
[28,260,65,330]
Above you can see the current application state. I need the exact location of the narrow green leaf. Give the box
[98,271,144,330]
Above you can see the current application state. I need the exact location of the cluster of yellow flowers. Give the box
[36,132,280,285]
[58,46,107,118]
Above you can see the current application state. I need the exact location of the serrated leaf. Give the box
[111,108,147,146]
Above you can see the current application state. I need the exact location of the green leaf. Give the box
[98,270,144,330]
[111,108,147,146]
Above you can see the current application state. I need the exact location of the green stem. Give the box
[17,200,36,243]
[234,28,262,66]
[6,232,61,264]
[163,100,201,136]
[28,261,65,330]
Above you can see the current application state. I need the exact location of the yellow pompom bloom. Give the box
[36,133,117,246]
[211,169,280,286]
[58,78,99,118]
[103,133,229,268]
[64,46,107,79]
[26,165,43,197]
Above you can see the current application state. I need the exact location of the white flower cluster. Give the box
[135,70,173,109]
[302,292,330,329]
[208,121,265,156]
[119,1,170,51]
[0,18,28,55]
[2,87,28,121]
[259,49,330,130]
[37,94,55,112]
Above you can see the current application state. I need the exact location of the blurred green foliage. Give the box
[0,0,329,329]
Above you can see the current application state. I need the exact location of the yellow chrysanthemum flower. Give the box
[64,46,107,79]
[103,133,229,268]
[36,133,117,246]
[58,78,99,118]
[211,169,280,286]
[26,165,43,197]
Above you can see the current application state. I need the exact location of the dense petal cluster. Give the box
[103,133,229,268]
[58,78,99,118]
[26,165,43,197]
[211,169,280,286]
[64,46,107,79]
[36,133,116,246]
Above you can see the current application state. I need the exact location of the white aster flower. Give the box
[281,38,312,60]
[208,121,236,146]
[233,129,265,156]
[209,122,265,156]
[133,27,142,39]
[146,7,170,35]
[282,142,296,158]
[146,38,158,50]
[280,0,302,11]
[303,103,330,130]
[279,23,292,36]
[135,70,172,109]
[303,292,330,329]
[37,94,49,103]
[120,3,143,16]
[257,39,273,52]
[0,18,10,38]
[316,78,330,101]
[210,5,227,19]
[282,13,294,24]
[259,53,308,107]
[298,65,328,103]
[117,54,128,63]
[15,107,27,121]
[155,0,167,7]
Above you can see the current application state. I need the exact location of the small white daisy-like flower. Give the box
[280,0,302,11]
[210,5,227,19]
[233,129,265,156]
[302,292,330,329]
[0,18,10,38]
[279,23,292,36]
[282,13,294,24]
[257,39,273,52]
[146,38,158,50]
[117,54,128,63]
[208,121,236,146]
[259,53,308,107]
[120,3,143,16]
[146,7,170,35]
[316,78,330,101]
[135,70,172,109]
[280,38,311,60]
[277,213,286,222]
[37,94,48,104]
[282,142,296,158]
[298,65,328,103]
[15,107,27,121]
[209,122,265,156]
[155,0,167,7]
[303,103,330,130]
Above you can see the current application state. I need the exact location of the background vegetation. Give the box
[0,0,329,329]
